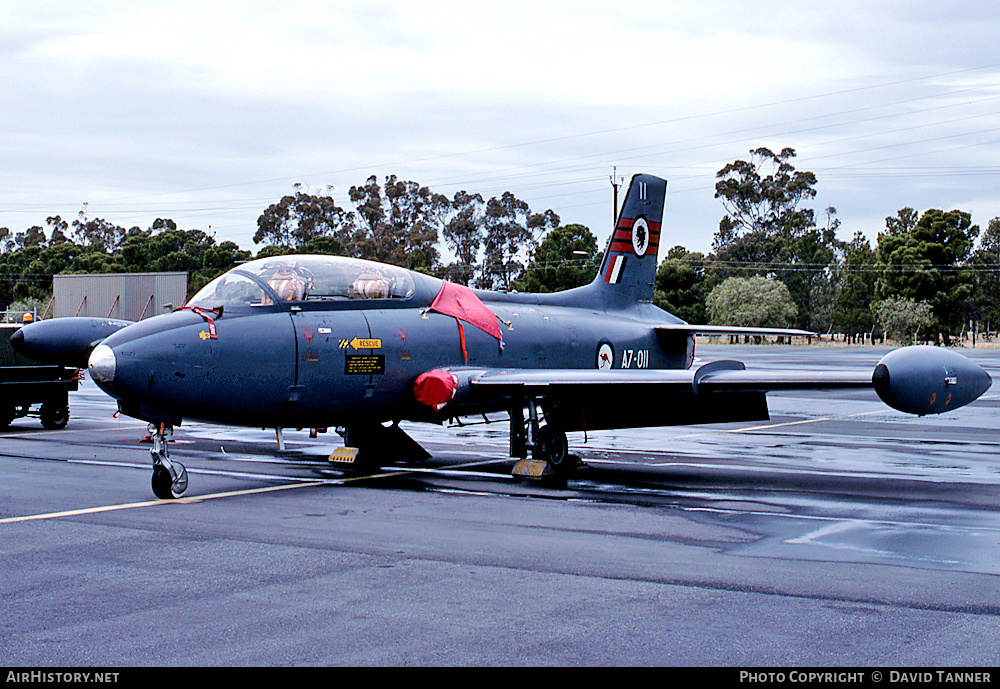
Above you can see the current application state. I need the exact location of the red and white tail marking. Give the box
[607,217,661,257]
[604,255,627,284]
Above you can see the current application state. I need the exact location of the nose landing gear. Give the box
[149,422,188,499]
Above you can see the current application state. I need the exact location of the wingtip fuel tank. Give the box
[873,345,991,415]
[10,317,133,369]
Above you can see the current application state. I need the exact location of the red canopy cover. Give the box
[429,281,503,341]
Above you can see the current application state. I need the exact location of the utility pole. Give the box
[610,167,623,225]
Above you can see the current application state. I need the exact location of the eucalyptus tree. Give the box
[876,208,979,343]
[653,246,707,325]
[709,147,839,329]
[255,185,350,253]
[478,192,558,291]
[513,223,599,293]
[441,190,485,285]
[347,175,449,272]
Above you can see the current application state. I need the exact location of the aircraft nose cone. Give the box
[88,344,116,384]
[9,327,24,352]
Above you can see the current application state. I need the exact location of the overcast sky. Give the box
[3,1,999,257]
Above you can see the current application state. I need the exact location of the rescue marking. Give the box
[345,337,381,350]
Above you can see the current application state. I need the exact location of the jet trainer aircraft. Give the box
[12,174,992,499]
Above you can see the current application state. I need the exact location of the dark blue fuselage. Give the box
[93,271,692,429]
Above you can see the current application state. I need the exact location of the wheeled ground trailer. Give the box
[1,323,79,430]
[0,364,79,429]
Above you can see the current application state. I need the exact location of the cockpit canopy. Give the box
[188,255,416,309]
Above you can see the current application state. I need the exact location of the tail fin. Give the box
[520,173,666,311]
[590,173,667,309]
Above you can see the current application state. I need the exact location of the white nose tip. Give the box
[88,344,116,383]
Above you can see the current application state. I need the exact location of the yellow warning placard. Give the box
[345,354,385,375]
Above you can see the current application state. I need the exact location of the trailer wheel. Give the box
[0,404,14,429]
[40,402,69,430]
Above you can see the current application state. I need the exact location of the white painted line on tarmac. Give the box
[0,457,516,525]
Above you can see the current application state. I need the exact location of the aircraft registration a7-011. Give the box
[12,174,992,499]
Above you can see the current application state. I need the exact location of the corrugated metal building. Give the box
[53,273,188,321]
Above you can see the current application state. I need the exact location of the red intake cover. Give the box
[413,369,459,410]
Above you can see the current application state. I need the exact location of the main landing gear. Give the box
[510,395,575,480]
[149,422,188,499]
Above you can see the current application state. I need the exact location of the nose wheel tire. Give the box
[149,422,187,499]
[152,461,188,499]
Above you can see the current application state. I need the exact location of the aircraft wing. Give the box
[443,360,873,433]
[440,346,990,430]
[471,365,871,393]
[656,324,815,337]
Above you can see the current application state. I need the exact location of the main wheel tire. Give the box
[535,426,570,470]
[40,402,69,430]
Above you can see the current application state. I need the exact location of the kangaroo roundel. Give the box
[597,343,614,370]
[632,217,650,257]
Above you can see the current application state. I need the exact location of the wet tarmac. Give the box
[2,345,1000,666]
